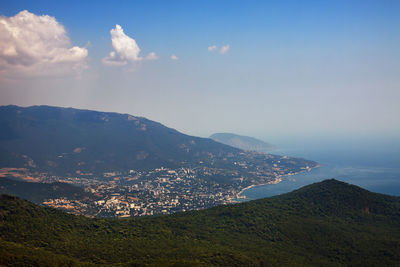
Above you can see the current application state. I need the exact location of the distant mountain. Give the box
[0,106,315,185]
[210,132,274,152]
[1,179,399,266]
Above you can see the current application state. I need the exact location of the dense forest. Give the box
[1,179,399,266]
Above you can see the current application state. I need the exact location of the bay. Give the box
[242,137,400,199]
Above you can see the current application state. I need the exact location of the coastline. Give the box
[236,164,321,200]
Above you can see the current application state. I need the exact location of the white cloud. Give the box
[208,45,217,52]
[102,24,157,66]
[0,10,88,78]
[146,52,158,61]
[220,44,230,54]
[170,54,178,60]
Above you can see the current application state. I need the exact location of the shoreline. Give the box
[236,164,321,200]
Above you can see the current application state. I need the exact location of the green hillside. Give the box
[1,179,399,266]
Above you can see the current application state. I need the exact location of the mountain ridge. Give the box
[0,105,240,175]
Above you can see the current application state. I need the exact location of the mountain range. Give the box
[0,105,315,186]
[1,179,399,266]
[0,105,236,174]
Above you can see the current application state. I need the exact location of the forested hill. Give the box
[1,179,399,266]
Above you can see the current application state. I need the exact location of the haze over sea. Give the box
[242,136,400,199]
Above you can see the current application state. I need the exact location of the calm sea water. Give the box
[242,137,400,199]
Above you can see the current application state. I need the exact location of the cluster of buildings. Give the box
[87,167,240,217]
[39,153,317,218]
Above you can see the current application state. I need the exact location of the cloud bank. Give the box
[170,54,178,60]
[103,24,157,66]
[0,10,88,78]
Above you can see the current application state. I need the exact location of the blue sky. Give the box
[1,0,399,141]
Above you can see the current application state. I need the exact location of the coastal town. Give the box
[30,152,317,217]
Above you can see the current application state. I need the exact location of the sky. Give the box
[0,0,399,141]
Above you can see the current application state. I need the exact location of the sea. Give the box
[241,136,400,199]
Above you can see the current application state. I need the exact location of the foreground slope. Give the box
[1,179,399,266]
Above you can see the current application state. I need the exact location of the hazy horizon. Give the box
[1,1,399,140]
